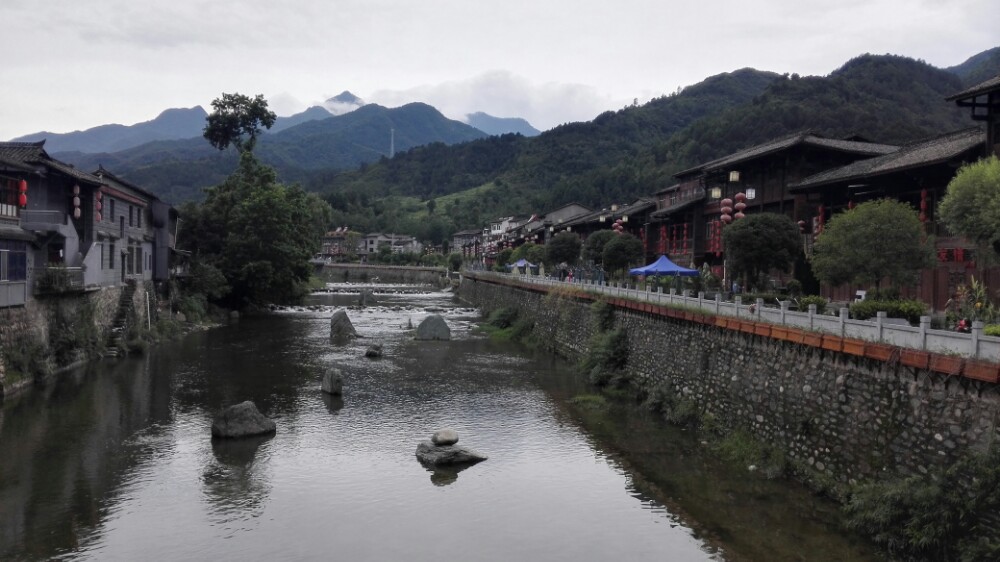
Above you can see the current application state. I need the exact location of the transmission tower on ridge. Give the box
[390,128,395,158]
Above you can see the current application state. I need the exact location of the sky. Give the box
[1,0,998,141]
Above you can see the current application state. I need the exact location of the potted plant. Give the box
[899,348,930,369]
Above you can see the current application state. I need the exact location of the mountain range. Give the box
[9,47,999,226]
[10,89,538,154]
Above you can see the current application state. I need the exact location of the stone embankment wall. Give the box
[319,264,448,286]
[459,275,1000,484]
[0,280,156,399]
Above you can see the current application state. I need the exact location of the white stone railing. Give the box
[466,270,1000,361]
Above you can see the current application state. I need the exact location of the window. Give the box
[109,242,115,269]
[129,206,133,227]
[137,209,142,228]
[0,240,27,282]
[1,179,21,218]
[100,242,104,269]
[109,199,115,222]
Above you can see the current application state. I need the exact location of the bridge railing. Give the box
[465,270,1000,361]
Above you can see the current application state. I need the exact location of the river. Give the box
[0,286,882,561]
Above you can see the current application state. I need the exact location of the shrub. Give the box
[797,295,828,315]
[582,329,629,387]
[486,307,518,329]
[590,299,615,332]
[985,324,1000,337]
[850,299,928,325]
[785,279,803,298]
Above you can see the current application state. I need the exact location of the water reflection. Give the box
[0,287,882,561]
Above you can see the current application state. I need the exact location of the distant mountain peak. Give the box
[465,112,540,137]
[325,91,366,116]
[329,91,362,104]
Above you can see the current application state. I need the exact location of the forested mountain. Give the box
[314,50,998,243]
[55,103,488,202]
[947,46,1000,86]
[12,107,208,153]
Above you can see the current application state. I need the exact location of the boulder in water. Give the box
[431,428,459,446]
[364,344,384,358]
[416,441,487,466]
[415,314,450,341]
[322,368,344,395]
[330,309,358,341]
[211,401,276,439]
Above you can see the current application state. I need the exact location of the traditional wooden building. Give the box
[947,74,1000,157]
[791,127,987,310]
[651,132,898,280]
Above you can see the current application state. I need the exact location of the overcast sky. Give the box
[2,0,997,140]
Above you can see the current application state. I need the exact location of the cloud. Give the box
[369,71,626,131]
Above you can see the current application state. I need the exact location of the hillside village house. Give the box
[0,141,178,308]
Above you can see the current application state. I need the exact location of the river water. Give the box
[0,286,882,561]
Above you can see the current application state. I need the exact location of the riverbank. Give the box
[460,272,1000,559]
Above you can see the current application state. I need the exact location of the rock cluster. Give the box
[415,314,451,341]
[211,401,276,439]
[415,429,487,465]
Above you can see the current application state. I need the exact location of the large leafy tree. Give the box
[583,230,617,264]
[203,92,277,153]
[602,233,644,274]
[183,152,332,307]
[938,156,1000,260]
[511,242,545,265]
[722,213,801,287]
[546,232,582,265]
[810,199,932,289]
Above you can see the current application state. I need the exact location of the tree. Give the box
[511,242,545,265]
[722,213,801,288]
[546,232,582,265]
[447,252,463,272]
[602,233,644,274]
[938,156,1000,260]
[203,92,277,153]
[810,199,932,289]
[583,230,617,264]
[182,152,333,307]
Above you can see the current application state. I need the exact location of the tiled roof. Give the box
[94,166,159,201]
[0,155,37,173]
[0,141,47,163]
[564,198,655,227]
[946,75,1000,101]
[676,132,898,177]
[791,128,985,191]
[44,158,103,186]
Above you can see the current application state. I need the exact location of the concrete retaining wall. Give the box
[318,264,448,286]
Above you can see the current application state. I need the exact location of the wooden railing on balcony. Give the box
[655,187,706,215]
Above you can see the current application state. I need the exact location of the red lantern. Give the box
[797,219,806,233]
[734,201,747,212]
[721,214,733,224]
[73,196,81,207]
[735,192,747,202]
[96,213,103,222]
[18,179,27,192]
[96,191,103,201]
[73,184,80,196]
[721,206,733,215]
[73,207,81,220]
[18,193,27,207]
[734,211,745,220]
[720,198,733,208]
[96,201,102,212]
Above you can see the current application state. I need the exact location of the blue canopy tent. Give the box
[629,255,698,277]
[508,258,535,269]
[507,258,538,274]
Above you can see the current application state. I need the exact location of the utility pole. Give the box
[390,128,395,158]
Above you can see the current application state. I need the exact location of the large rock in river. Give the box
[322,368,344,395]
[415,314,450,341]
[211,401,276,439]
[330,309,358,341]
[415,441,488,466]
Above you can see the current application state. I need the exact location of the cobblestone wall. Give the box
[460,276,1000,484]
[0,283,149,399]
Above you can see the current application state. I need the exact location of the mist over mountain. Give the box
[466,112,540,137]
[324,91,366,116]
